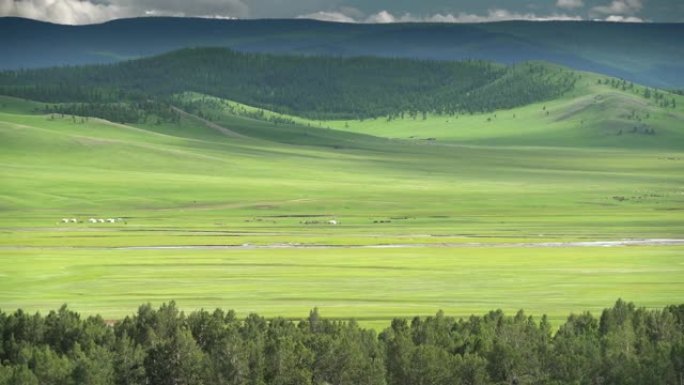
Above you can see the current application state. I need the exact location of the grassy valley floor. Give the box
[1,71,683,327]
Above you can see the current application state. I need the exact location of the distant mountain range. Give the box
[1,17,683,88]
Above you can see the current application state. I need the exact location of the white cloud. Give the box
[556,0,584,9]
[297,11,355,23]
[9,1,651,26]
[1,0,248,24]
[300,8,403,24]
[365,10,395,23]
[441,8,584,22]
[142,9,185,18]
[0,0,127,24]
[299,9,584,24]
[337,6,364,20]
[604,14,644,22]
[126,0,248,18]
[591,0,643,15]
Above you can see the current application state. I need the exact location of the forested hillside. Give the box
[1,18,682,88]
[0,48,578,120]
[0,301,682,385]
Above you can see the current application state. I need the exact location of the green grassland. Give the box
[1,68,683,326]
[1,246,682,330]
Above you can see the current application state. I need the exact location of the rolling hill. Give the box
[1,47,680,149]
[0,50,682,233]
[1,81,684,322]
[0,43,683,326]
[0,47,579,119]
[1,17,683,88]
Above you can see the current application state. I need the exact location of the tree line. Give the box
[0,48,577,121]
[43,101,181,125]
[1,299,683,385]
[599,77,677,109]
[171,94,297,126]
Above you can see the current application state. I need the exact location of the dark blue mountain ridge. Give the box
[1,17,683,87]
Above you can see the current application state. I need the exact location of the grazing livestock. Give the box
[70,218,78,223]
[328,220,338,225]
[85,217,127,224]
[61,218,70,223]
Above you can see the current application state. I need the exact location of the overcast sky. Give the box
[1,0,682,24]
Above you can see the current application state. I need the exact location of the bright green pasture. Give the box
[0,246,682,328]
[1,80,683,323]
[1,93,683,245]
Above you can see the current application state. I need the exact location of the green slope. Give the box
[321,71,684,150]
[164,73,684,151]
[1,67,683,323]
[1,82,683,241]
